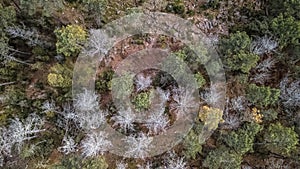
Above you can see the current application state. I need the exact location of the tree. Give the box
[81,131,112,157]
[246,84,280,107]
[221,122,262,155]
[220,31,251,56]
[164,151,187,169]
[271,14,300,48]
[124,133,153,159]
[263,123,298,156]
[203,146,242,169]
[47,63,73,88]
[225,51,259,73]
[54,25,87,57]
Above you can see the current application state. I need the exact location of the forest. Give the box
[0,0,300,168]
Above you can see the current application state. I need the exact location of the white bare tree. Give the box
[135,74,152,92]
[74,89,99,112]
[251,36,278,55]
[137,162,152,169]
[144,109,169,135]
[124,133,153,159]
[57,136,77,155]
[81,131,112,157]
[170,87,198,119]
[280,77,300,109]
[111,107,135,132]
[8,113,45,152]
[78,109,107,130]
[116,161,128,169]
[164,151,187,169]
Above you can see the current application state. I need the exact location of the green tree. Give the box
[183,129,202,159]
[203,146,242,169]
[222,122,262,155]
[246,84,280,107]
[271,14,300,48]
[225,51,259,73]
[54,25,87,57]
[220,31,251,56]
[268,0,300,19]
[263,123,299,156]
[47,63,73,88]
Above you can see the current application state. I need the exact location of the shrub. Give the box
[220,31,251,55]
[54,25,87,57]
[203,146,242,169]
[246,84,280,107]
[183,129,202,159]
[263,123,298,156]
[165,0,185,15]
[132,92,152,111]
[221,122,262,155]
[52,156,108,169]
[47,63,73,88]
[271,14,300,48]
[96,69,114,93]
[225,51,259,73]
[194,72,206,88]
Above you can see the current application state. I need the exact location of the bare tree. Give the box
[81,131,112,157]
[170,87,198,119]
[57,136,77,155]
[280,77,300,110]
[116,161,128,169]
[251,36,278,55]
[8,114,45,152]
[135,74,152,92]
[164,151,187,169]
[144,109,169,135]
[111,107,135,132]
[124,133,153,159]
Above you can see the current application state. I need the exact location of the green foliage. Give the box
[222,122,262,155]
[96,69,114,93]
[19,0,64,17]
[261,109,278,121]
[263,123,299,156]
[47,63,73,88]
[220,31,251,55]
[203,146,242,169]
[271,14,300,48]
[0,4,16,32]
[81,0,107,12]
[132,92,152,111]
[220,31,259,73]
[183,129,202,159]
[194,72,206,88]
[54,25,87,57]
[268,0,300,19]
[246,84,280,107]
[225,51,259,73]
[52,156,108,169]
[165,0,185,15]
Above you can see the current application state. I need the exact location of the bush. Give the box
[194,72,206,88]
[165,0,185,15]
[47,63,73,88]
[221,122,262,155]
[132,91,152,111]
[220,31,251,56]
[263,123,298,156]
[183,129,202,159]
[52,156,108,169]
[225,51,259,73]
[95,69,114,93]
[54,25,87,57]
[271,14,300,48]
[203,146,242,169]
[246,84,280,107]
